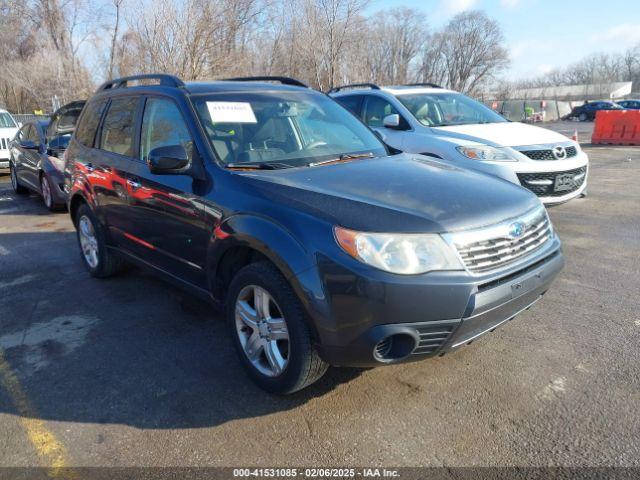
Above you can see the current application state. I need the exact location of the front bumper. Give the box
[313,238,564,367]
[512,151,589,205]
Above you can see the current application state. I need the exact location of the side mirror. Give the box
[148,145,190,174]
[20,140,39,150]
[383,114,401,129]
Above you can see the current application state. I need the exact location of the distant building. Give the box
[505,82,632,102]
[486,81,633,122]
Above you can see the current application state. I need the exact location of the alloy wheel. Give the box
[235,285,290,377]
[78,215,99,268]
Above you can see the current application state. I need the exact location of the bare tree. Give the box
[419,11,509,94]
[107,0,124,79]
[360,8,427,85]
[0,0,94,112]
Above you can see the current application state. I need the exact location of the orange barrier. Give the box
[592,110,640,145]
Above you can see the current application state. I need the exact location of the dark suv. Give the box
[10,100,85,210]
[566,101,623,121]
[65,74,564,393]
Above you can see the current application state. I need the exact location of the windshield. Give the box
[0,113,16,128]
[396,92,507,127]
[192,90,387,167]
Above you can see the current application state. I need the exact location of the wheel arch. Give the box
[207,214,322,336]
[69,191,91,225]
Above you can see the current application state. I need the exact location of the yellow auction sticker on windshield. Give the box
[206,102,257,123]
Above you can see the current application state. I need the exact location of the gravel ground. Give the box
[0,145,638,472]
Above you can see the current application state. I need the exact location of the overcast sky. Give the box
[369,0,640,80]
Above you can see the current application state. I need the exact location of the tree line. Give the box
[1,0,638,114]
[499,45,640,98]
[1,0,512,112]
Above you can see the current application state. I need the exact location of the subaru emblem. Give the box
[509,222,526,238]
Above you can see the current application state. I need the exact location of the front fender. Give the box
[210,213,315,279]
[207,213,330,338]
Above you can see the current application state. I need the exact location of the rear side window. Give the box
[140,97,193,162]
[100,96,140,157]
[363,96,400,127]
[58,108,83,131]
[335,95,363,117]
[75,99,108,147]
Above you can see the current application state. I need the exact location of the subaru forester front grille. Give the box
[449,207,552,274]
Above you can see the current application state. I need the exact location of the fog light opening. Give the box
[373,334,416,362]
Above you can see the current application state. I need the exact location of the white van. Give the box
[331,84,589,205]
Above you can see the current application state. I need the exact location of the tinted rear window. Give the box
[335,95,362,116]
[99,96,139,157]
[75,99,108,147]
[58,108,84,131]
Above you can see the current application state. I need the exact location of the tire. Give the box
[579,113,587,122]
[74,203,126,278]
[40,174,63,212]
[227,261,328,394]
[9,162,28,194]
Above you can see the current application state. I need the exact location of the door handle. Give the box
[126,178,141,189]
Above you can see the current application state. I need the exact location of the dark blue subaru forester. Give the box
[65,74,564,393]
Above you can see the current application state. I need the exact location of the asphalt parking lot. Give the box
[0,145,639,469]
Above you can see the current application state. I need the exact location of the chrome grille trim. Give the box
[515,142,578,161]
[446,207,553,274]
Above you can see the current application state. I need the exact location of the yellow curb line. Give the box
[0,349,75,479]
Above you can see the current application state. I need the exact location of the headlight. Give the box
[334,227,463,275]
[456,145,517,161]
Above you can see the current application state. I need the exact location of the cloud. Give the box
[442,0,478,14]
[510,41,531,60]
[591,24,640,46]
[538,64,554,75]
[500,0,521,7]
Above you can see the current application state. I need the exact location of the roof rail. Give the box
[96,74,185,92]
[328,83,381,93]
[221,76,308,88]
[403,82,443,89]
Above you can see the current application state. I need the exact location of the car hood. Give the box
[0,127,17,136]
[432,121,570,148]
[238,154,541,233]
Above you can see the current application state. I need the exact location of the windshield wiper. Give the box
[308,152,374,167]
[226,162,293,170]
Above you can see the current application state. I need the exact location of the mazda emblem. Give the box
[552,146,567,160]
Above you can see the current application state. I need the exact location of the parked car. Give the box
[65,74,564,394]
[566,100,623,121]
[330,84,589,205]
[9,101,85,211]
[616,99,640,109]
[0,109,20,169]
